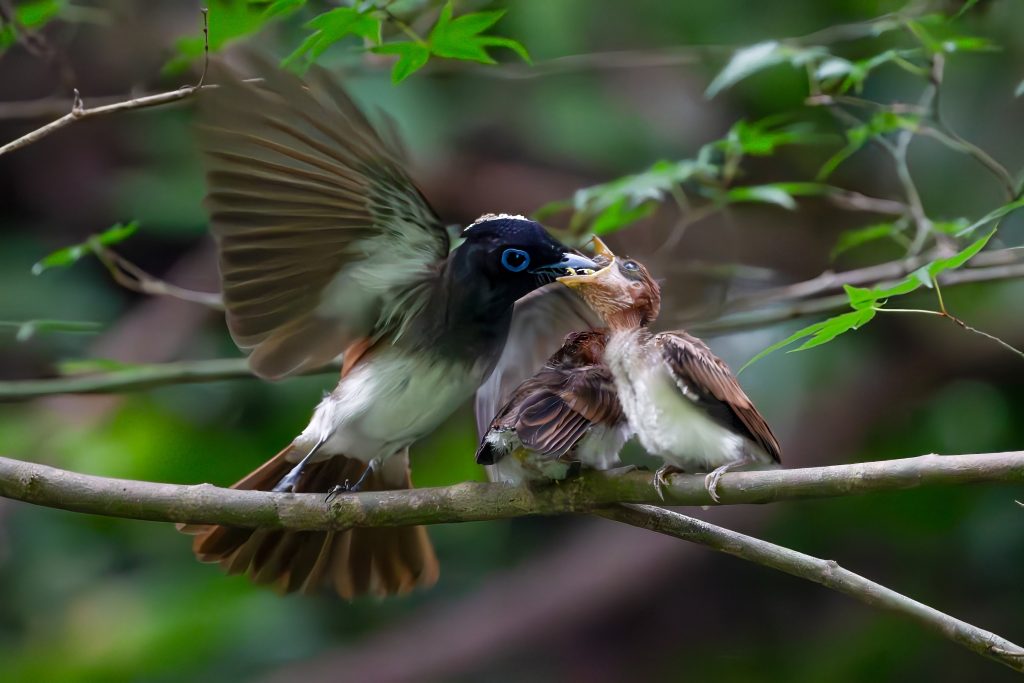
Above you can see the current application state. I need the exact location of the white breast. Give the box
[296,348,486,462]
[605,331,748,471]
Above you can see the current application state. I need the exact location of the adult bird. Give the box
[180,59,597,598]
[476,329,629,484]
[558,241,781,501]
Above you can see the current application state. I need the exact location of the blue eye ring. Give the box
[501,248,531,273]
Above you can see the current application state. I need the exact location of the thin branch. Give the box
[1,451,1022,527]
[599,504,1024,673]
[717,247,1024,313]
[0,10,213,157]
[0,358,340,401]
[2,254,1021,401]
[0,85,200,157]
[93,246,224,310]
[689,255,1024,335]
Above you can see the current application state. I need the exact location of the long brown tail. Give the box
[178,447,439,598]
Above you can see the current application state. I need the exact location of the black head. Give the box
[452,214,597,306]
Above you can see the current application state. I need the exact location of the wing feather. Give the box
[658,332,781,462]
[199,57,448,379]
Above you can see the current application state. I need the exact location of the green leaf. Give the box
[1,0,63,50]
[282,6,380,69]
[706,41,826,98]
[260,0,306,19]
[0,319,103,342]
[166,0,268,74]
[428,0,529,65]
[740,308,875,371]
[374,42,431,83]
[912,229,996,287]
[791,309,875,352]
[940,35,999,53]
[591,197,657,235]
[573,159,714,218]
[724,182,829,210]
[931,218,969,235]
[32,221,139,275]
[57,358,140,375]
[831,222,901,260]
[956,197,1024,237]
[817,110,919,179]
[843,278,921,310]
[715,117,831,158]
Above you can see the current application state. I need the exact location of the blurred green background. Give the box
[1,0,1023,681]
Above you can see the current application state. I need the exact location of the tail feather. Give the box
[179,446,439,598]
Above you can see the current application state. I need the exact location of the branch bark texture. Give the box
[1,452,1021,528]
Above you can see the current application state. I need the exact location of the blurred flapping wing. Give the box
[199,58,448,379]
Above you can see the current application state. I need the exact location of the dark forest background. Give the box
[1,0,1023,681]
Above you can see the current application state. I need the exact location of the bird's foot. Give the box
[325,458,380,502]
[272,469,302,493]
[653,464,683,501]
[704,465,732,504]
[324,481,352,504]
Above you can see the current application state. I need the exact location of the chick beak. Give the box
[558,238,618,289]
[557,251,599,274]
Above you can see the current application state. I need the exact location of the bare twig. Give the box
[93,246,224,310]
[0,9,213,157]
[197,8,210,88]
[716,247,1024,314]
[0,85,201,157]
[599,504,1024,674]
[1,252,1021,401]
[1,451,1022,527]
[0,358,341,401]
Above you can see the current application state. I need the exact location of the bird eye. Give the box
[623,261,640,271]
[501,248,530,272]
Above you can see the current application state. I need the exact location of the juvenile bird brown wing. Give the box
[474,284,601,439]
[658,332,781,462]
[200,57,448,379]
[479,362,621,462]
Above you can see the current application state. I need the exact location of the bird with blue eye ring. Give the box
[182,58,600,600]
[501,248,531,272]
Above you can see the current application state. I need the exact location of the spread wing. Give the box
[199,57,448,379]
[477,363,622,463]
[657,332,781,462]
[474,284,601,439]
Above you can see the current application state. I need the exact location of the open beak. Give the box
[556,251,599,274]
[558,237,618,289]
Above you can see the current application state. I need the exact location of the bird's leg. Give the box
[325,457,381,502]
[653,463,683,501]
[272,436,327,493]
[704,457,750,503]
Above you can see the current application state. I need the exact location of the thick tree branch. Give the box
[1,452,1021,528]
[600,504,1024,673]
[3,452,1022,671]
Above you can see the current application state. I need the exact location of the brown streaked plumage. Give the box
[476,330,629,484]
[559,240,781,500]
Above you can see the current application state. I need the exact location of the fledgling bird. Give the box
[558,241,781,501]
[180,58,597,598]
[476,330,629,484]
